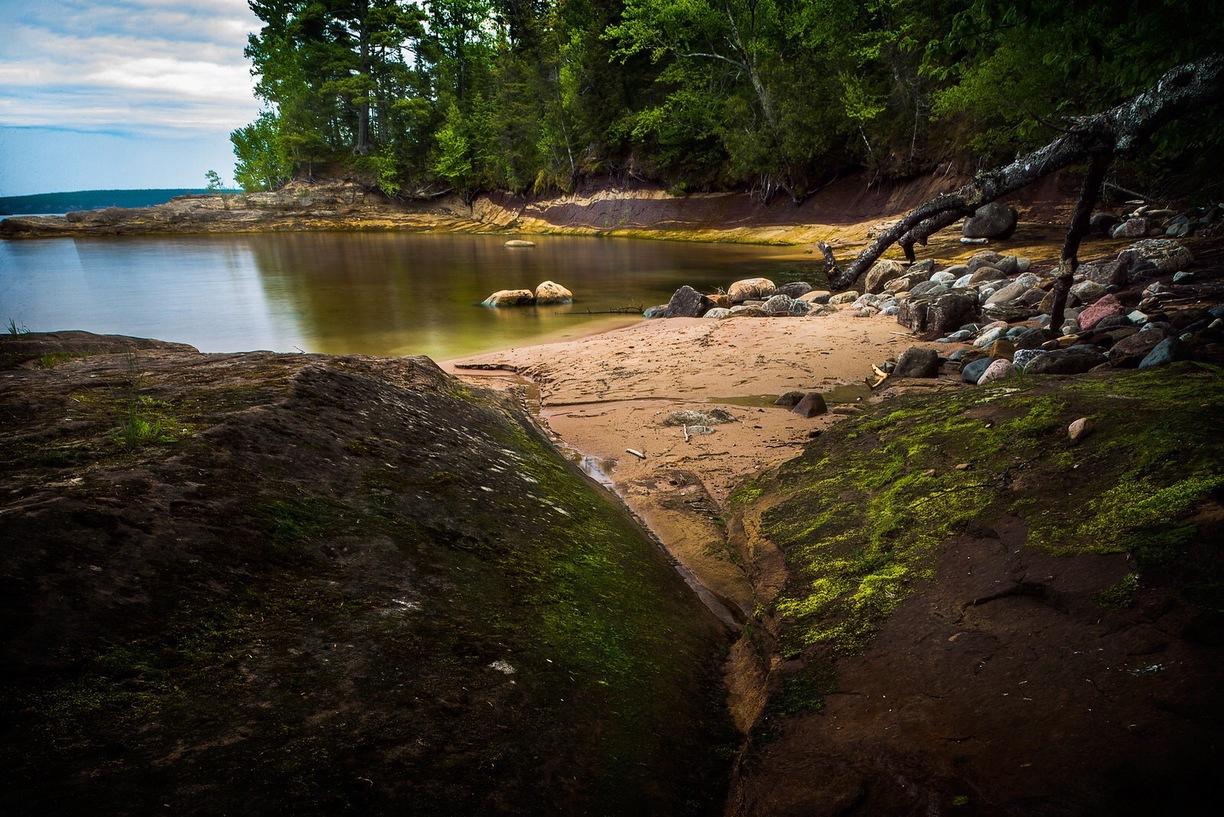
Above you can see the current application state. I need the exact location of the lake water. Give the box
[0,232,814,359]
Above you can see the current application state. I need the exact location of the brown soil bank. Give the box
[0,173,1077,244]
[726,364,1224,816]
[0,332,733,816]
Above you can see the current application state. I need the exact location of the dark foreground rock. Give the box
[893,346,940,378]
[0,333,732,817]
[726,365,1224,817]
[962,201,1018,239]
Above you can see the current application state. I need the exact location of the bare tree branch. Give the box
[827,55,1224,290]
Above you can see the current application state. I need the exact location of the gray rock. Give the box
[774,391,805,407]
[791,392,829,418]
[1108,331,1163,367]
[776,281,814,298]
[863,259,909,293]
[1070,280,1107,303]
[894,346,941,378]
[704,307,731,319]
[663,285,712,318]
[1090,212,1119,235]
[963,202,1018,239]
[898,292,980,337]
[969,266,1007,285]
[828,291,860,305]
[643,304,669,319]
[1112,217,1149,238]
[1025,346,1108,374]
[953,273,975,289]
[967,251,1005,273]
[1012,349,1046,371]
[1138,337,1178,369]
[974,326,1006,348]
[1012,328,1047,350]
[944,329,974,343]
[1118,238,1193,275]
[883,270,931,293]
[1079,258,1131,287]
[930,270,957,285]
[799,290,833,304]
[961,356,994,383]
[728,305,769,317]
[984,280,1029,305]
[763,294,798,315]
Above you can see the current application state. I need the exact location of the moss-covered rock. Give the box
[0,335,732,816]
[729,363,1224,816]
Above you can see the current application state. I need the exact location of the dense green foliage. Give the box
[233,0,1224,196]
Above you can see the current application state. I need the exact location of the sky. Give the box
[0,0,263,195]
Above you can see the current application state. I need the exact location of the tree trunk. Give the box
[825,55,1224,291]
[354,1,371,156]
[1049,152,1112,331]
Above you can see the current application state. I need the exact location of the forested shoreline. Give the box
[233,0,1224,201]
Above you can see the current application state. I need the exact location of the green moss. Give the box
[1094,573,1140,608]
[35,352,73,368]
[770,663,837,717]
[745,365,1224,686]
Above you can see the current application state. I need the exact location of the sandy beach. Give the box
[447,309,947,616]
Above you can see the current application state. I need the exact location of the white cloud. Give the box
[0,1,261,136]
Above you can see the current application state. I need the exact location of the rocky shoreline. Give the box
[0,171,1076,245]
[639,231,1224,396]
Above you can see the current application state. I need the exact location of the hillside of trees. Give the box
[233,0,1224,201]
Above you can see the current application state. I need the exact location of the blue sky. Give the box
[0,0,262,195]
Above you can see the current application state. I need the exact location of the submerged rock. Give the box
[482,288,535,307]
[791,392,829,418]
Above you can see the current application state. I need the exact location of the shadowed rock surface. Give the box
[726,365,1224,816]
[0,333,732,817]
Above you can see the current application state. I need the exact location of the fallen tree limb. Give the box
[827,55,1224,290]
[1050,151,1113,330]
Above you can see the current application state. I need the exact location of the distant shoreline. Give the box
[0,188,240,217]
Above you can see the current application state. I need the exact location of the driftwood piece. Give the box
[827,55,1224,290]
[1050,152,1113,330]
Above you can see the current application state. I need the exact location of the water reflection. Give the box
[1,232,812,358]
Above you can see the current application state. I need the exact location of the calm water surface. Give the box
[0,232,812,359]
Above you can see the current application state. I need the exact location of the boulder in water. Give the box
[482,289,536,307]
[534,280,573,304]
